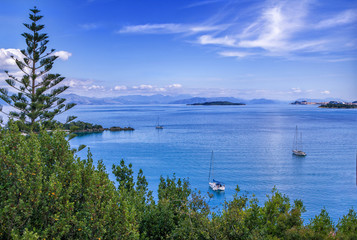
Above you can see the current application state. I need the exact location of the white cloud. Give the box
[156,87,166,92]
[198,35,236,46]
[315,10,357,29]
[115,1,356,60]
[0,48,72,70]
[133,84,154,90]
[118,23,223,34]
[107,83,185,96]
[0,48,24,68]
[88,85,104,90]
[218,51,252,58]
[114,85,128,91]
[291,88,302,93]
[237,1,310,53]
[321,90,330,95]
[54,51,72,61]
[64,78,97,89]
[168,84,182,88]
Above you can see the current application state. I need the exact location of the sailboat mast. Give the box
[300,132,303,151]
[293,126,298,150]
[208,151,214,182]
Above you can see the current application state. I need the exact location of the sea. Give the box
[58,104,357,223]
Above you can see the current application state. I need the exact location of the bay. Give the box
[61,104,357,222]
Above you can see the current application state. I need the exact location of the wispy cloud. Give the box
[113,83,182,95]
[237,1,309,52]
[218,51,252,58]
[118,23,224,34]
[198,35,236,46]
[291,88,302,93]
[315,9,357,29]
[117,0,357,60]
[184,0,224,9]
[79,23,100,30]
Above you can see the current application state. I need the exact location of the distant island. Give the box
[290,100,322,105]
[188,101,245,106]
[319,101,357,109]
[291,100,357,109]
[62,121,134,133]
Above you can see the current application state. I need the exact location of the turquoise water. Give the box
[63,104,357,222]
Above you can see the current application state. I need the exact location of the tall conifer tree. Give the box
[0,7,76,130]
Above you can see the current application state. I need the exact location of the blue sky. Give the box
[0,0,356,100]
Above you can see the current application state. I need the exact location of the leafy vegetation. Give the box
[319,103,357,109]
[1,125,356,239]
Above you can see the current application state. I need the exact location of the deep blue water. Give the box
[60,104,357,223]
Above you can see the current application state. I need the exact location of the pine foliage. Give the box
[0,7,75,130]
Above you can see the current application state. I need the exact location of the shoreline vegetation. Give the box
[291,100,357,108]
[319,103,357,109]
[63,120,134,133]
[1,125,357,239]
[188,101,246,106]
[10,120,135,134]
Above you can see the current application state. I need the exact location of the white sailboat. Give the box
[208,151,225,191]
[292,126,306,156]
[155,117,163,129]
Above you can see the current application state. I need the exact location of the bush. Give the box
[0,124,125,239]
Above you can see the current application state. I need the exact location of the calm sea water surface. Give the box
[61,104,357,222]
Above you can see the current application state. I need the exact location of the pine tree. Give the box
[0,7,76,131]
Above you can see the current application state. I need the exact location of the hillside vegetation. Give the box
[1,125,356,239]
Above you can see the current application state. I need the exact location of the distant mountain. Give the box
[247,98,280,104]
[62,94,112,105]
[60,93,286,105]
[111,94,192,104]
[296,98,346,103]
[62,94,192,105]
[171,97,282,105]
[189,101,245,106]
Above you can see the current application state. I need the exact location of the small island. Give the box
[62,121,134,133]
[319,102,357,109]
[188,101,245,106]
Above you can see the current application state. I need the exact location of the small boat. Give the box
[155,117,163,129]
[208,151,225,191]
[292,126,306,156]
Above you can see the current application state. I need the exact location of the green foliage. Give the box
[1,125,356,239]
[0,124,123,239]
[0,7,75,131]
[336,209,357,239]
[63,120,103,131]
[308,209,335,239]
[320,103,357,109]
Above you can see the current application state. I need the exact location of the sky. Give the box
[0,0,356,100]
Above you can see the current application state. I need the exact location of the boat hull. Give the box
[292,150,306,156]
[209,182,225,191]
